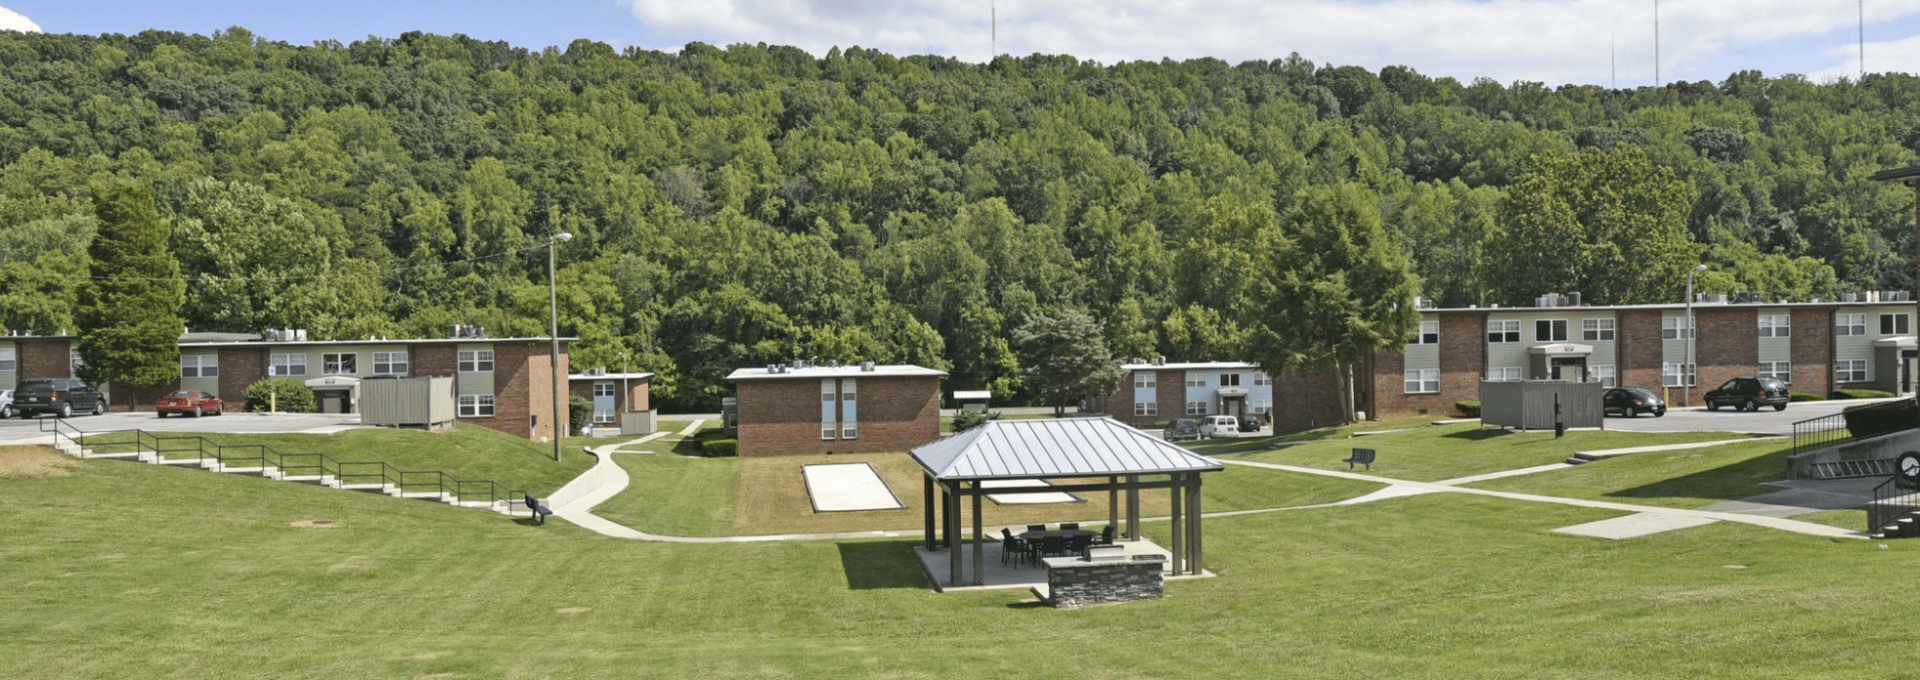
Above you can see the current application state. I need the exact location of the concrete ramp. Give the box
[1552,513,1719,540]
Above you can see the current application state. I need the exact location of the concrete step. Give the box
[83,451,142,461]
[339,483,397,493]
[398,491,452,502]
[219,466,275,477]
[281,474,338,485]
[153,457,206,466]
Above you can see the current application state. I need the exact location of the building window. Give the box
[1133,372,1155,389]
[1219,373,1241,387]
[0,347,13,371]
[1186,401,1208,415]
[1881,313,1911,336]
[1488,367,1521,381]
[373,351,408,376]
[1487,320,1520,343]
[1758,315,1790,338]
[70,347,85,374]
[1836,314,1866,336]
[1581,318,1615,342]
[1535,319,1568,342]
[1664,363,1697,387]
[1403,369,1440,394]
[1593,365,1616,388]
[1134,401,1157,416]
[1661,317,1696,339]
[593,382,616,423]
[457,394,495,417]
[841,378,858,439]
[820,379,836,440]
[1836,360,1868,382]
[270,353,307,377]
[1412,321,1439,345]
[457,350,494,372]
[1760,361,1792,384]
[1186,374,1207,387]
[1251,399,1272,414]
[1253,371,1271,386]
[180,355,219,378]
[323,353,357,375]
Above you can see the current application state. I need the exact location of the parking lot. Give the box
[1601,397,1903,436]
[0,411,367,443]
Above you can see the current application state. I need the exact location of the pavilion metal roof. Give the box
[911,417,1223,481]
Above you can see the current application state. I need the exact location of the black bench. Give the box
[525,493,554,525]
[1344,448,1376,470]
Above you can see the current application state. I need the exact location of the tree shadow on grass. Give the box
[1603,447,1795,503]
[1441,428,1516,441]
[837,540,932,590]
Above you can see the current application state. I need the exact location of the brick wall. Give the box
[1371,312,1486,416]
[18,338,72,380]
[414,345,456,378]
[461,342,565,442]
[1618,310,1666,396]
[1792,308,1834,396]
[568,377,651,414]
[1695,308,1759,403]
[736,375,940,456]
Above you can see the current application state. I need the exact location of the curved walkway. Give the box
[540,436,1867,543]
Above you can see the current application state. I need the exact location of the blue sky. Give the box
[3,0,1916,88]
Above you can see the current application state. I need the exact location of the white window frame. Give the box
[1881,313,1911,336]
[1836,314,1866,337]
[70,347,86,374]
[1535,319,1568,342]
[1253,371,1271,386]
[840,378,858,440]
[1581,318,1615,342]
[1758,315,1790,338]
[1403,368,1440,394]
[820,379,836,440]
[1593,365,1616,388]
[1760,361,1791,384]
[457,349,495,372]
[180,354,219,378]
[457,394,495,417]
[1662,317,1696,339]
[1133,372,1155,389]
[0,347,13,371]
[1836,359,1867,382]
[1488,367,1521,381]
[1185,401,1207,415]
[270,353,307,377]
[1663,363,1697,387]
[1487,320,1520,343]
[372,351,408,376]
[1219,373,1241,387]
[1134,401,1156,416]
[1251,399,1272,414]
[323,352,357,376]
[1186,374,1207,387]
[592,382,617,424]
[1412,321,1439,345]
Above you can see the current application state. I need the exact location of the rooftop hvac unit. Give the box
[1155,356,1167,365]
[860,361,876,372]
[1535,293,1558,308]
[1568,292,1582,306]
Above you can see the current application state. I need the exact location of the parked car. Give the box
[1199,415,1239,438]
[1238,413,1265,432]
[1704,377,1791,412]
[1163,418,1201,442]
[1603,387,1666,418]
[0,389,12,418]
[156,390,224,417]
[11,378,107,418]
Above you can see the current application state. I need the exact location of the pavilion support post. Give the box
[1188,473,1204,575]
[1107,476,1118,531]
[1169,474,1184,575]
[972,482,984,586]
[947,482,962,587]
[938,482,951,548]
[1126,475,1141,541]
[923,475,935,550]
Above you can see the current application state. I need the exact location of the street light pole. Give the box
[1685,263,1707,407]
[549,231,572,462]
[621,349,629,420]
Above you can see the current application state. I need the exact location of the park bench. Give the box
[525,493,554,525]
[1344,448,1376,470]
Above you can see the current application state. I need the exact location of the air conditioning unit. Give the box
[860,361,876,372]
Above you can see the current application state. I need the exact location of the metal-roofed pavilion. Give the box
[910,417,1223,587]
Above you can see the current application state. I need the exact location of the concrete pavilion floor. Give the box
[912,533,1215,592]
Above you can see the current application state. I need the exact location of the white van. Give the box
[1199,415,1239,439]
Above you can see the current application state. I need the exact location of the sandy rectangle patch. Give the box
[0,446,79,477]
[802,462,905,512]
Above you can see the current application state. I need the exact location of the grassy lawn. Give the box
[5,446,1918,679]
[79,423,594,495]
[591,447,1382,536]
[1224,421,1765,482]
[1465,437,1801,508]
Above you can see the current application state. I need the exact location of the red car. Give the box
[157,390,224,417]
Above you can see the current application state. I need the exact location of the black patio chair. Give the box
[1038,535,1069,559]
[1026,524,1047,533]
[1060,522,1080,531]
[1095,525,1117,545]
[1000,528,1027,568]
[1067,533,1095,556]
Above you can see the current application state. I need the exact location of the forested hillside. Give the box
[0,28,1916,409]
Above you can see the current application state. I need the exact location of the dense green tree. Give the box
[1487,150,1703,305]
[1013,307,1126,416]
[75,182,186,409]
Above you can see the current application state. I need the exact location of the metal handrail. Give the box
[1870,476,1920,535]
[1791,398,1920,456]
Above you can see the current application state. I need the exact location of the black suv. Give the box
[1704,377,1790,412]
[12,378,107,418]
[1163,418,1201,442]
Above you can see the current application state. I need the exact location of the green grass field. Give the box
[1222,421,1765,482]
[7,421,1914,678]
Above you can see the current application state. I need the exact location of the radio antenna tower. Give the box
[1859,0,1866,79]
[992,0,997,59]
[1653,0,1660,86]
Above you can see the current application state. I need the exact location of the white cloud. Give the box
[620,0,1920,86]
[1811,33,1920,83]
[0,4,40,33]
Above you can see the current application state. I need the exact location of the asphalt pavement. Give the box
[1601,397,1902,436]
[0,411,366,443]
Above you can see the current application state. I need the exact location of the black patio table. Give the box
[1018,528,1098,560]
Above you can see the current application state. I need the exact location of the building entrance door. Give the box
[1549,357,1588,382]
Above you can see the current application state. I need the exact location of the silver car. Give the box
[0,389,12,418]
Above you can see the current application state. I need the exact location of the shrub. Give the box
[243,378,316,413]
[1789,392,1827,402]
[1455,401,1481,417]
[700,438,738,457]
[569,393,594,435]
[1832,389,1895,400]
[1841,398,1920,440]
[951,409,1001,433]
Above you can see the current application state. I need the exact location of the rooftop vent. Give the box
[448,324,487,340]
[1154,356,1167,365]
[860,361,876,372]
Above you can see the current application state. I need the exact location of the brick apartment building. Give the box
[724,362,945,456]
[1371,293,1920,415]
[0,329,573,442]
[1096,360,1350,433]
[568,370,652,427]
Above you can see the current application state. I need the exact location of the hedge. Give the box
[1789,392,1827,402]
[700,439,739,457]
[1832,389,1896,400]
[1455,401,1481,417]
[243,378,316,413]
[1841,398,1920,440]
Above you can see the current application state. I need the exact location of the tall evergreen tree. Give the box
[1013,307,1126,416]
[77,182,186,410]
